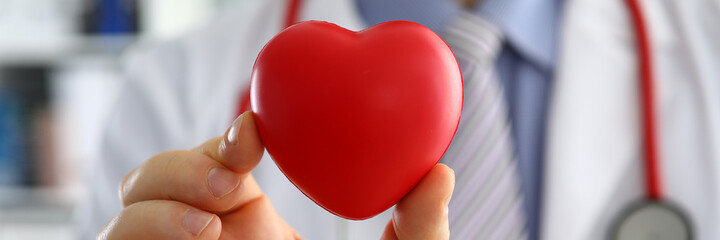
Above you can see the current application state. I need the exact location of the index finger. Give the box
[192,111,264,174]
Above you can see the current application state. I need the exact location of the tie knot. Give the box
[442,11,504,62]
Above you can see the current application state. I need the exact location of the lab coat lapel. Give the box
[544,0,720,239]
[542,0,643,239]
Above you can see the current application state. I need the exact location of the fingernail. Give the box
[225,113,244,147]
[183,208,213,236]
[207,167,240,198]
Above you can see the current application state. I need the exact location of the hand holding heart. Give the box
[101,20,461,239]
[99,111,455,240]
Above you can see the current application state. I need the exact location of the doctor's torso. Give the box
[78,0,720,239]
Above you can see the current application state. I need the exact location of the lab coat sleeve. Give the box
[74,40,207,240]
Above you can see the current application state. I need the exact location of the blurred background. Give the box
[0,1,236,239]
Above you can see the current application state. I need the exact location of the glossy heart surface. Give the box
[251,21,462,220]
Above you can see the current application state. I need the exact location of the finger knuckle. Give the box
[119,150,192,206]
[153,150,188,175]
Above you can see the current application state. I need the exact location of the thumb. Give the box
[382,164,455,240]
[192,111,264,174]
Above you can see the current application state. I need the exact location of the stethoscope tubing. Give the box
[624,0,663,201]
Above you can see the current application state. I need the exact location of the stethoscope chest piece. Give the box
[612,201,692,240]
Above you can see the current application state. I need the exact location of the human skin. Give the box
[98,111,455,240]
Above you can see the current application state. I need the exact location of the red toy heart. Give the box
[251,21,462,220]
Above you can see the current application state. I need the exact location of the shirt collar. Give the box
[356,0,460,33]
[356,0,562,70]
[476,0,562,71]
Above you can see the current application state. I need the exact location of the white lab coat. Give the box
[76,0,720,239]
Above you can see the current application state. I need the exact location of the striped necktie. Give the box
[440,12,528,240]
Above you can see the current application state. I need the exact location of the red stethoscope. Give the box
[239,0,693,238]
[612,0,693,239]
